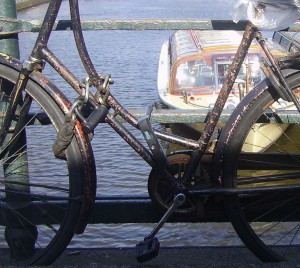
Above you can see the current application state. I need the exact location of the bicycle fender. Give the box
[0,53,97,234]
[213,78,271,185]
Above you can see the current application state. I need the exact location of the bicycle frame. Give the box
[27,0,258,177]
[3,0,300,265]
[1,0,277,192]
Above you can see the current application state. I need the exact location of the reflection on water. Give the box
[70,223,241,248]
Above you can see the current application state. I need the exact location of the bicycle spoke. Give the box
[217,71,300,262]
[0,64,92,265]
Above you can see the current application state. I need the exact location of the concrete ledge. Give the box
[1,246,299,267]
[16,0,49,11]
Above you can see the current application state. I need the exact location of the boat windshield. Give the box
[173,55,263,94]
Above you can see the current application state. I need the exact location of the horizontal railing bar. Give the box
[0,19,248,35]
[1,109,298,124]
[0,197,226,224]
[127,108,227,123]
[126,108,300,124]
[1,193,298,224]
[1,18,300,35]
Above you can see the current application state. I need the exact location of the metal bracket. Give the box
[138,104,170,170]
[22,57,45,72]
[260,57,300,111]
[94,73,113,105]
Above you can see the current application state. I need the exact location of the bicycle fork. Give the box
[0,58,43,260]
[0,61,33,148]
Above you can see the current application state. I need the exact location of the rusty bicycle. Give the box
[1,0,300,265]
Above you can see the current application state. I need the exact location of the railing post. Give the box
[0,0,36,260]
[0,0,20,58]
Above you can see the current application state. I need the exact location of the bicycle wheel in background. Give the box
[215,71,300,262]
[0,63,95,265]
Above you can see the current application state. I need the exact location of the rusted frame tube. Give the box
[28,0,101,94]
[40,47,82,94]
[107,95,139,126]
[198,22,257,150]
[105,114,155,167]
[154,129,199,150]
[69,0,103,90]
[107,95,201,150]
[183,22,258,180]
[30,0,63,60]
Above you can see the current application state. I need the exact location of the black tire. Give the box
[0,64,91,265]
[215,72,300,262]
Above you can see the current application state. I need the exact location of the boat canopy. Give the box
[169,30,256,64]
[169,30,285,95]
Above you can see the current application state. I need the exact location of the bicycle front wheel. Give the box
[0,63,95,265]
[215,71,300,262]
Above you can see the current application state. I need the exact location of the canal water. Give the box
[17,0,244,248]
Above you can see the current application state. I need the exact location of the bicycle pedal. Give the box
[135,237,160,263]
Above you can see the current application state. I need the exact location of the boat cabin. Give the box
[157,30,286,110]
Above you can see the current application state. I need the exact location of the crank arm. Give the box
[135,193,186,263]
[146,193,186,240]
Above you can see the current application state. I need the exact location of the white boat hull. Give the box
[169,122,289,153]
[243,123,289,152]
[157,30,290,153]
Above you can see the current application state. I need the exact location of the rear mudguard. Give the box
[214,69,300,185]
[213,78,272,185]
[0,53,97,234]
[213,69,300,185]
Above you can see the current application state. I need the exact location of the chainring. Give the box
[148,151,212,216]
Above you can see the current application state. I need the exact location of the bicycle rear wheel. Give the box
[215,71,300,262]
[0,63,94,265]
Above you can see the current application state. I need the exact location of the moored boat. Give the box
[157,30,290,152]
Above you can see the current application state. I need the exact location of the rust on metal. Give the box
[105,114,155,168]
[155,130,200,150]
[41,47,82,95]
[107,95,139,127]
[73,119,97,234]
[198,22,257,151]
